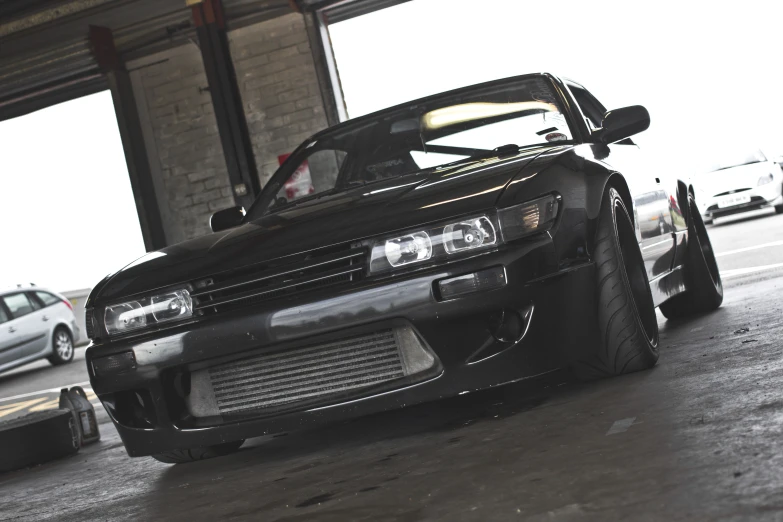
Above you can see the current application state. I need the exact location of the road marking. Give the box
[29,398,60,412]
[0,381,90,403]
[716,240,783,258]
[0,388,100,419]
[606,417,636,435]
[721,263,783,279]
[0,398,47,419]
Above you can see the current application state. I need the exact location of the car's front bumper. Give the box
[87,239,597,457]
[701,183,783,220]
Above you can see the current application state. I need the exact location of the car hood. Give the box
[693,161,776,198]
[91,145,563,304]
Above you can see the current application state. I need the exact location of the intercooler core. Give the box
[186,326,435,418]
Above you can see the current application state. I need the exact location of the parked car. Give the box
[0,286,78,373]
[693,149,783,223]
[85,73,723,463]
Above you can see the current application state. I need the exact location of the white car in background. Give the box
[693,150,783,224]
[0,286,79,373]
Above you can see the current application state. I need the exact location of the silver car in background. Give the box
[693,150,783,224]
[0,286,79,373]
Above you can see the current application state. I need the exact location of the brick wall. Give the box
[130,44,233,244]
[129,13,329,245]
[230,13,330,187]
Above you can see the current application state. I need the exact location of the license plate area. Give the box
[717,194,751,208]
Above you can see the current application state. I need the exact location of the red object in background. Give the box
[278,153,314,200]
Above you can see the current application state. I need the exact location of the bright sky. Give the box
[329,0,783,175]
[0,91,145,292]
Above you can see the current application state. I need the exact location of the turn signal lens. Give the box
[439,267,507,300]
[498,194,560,241]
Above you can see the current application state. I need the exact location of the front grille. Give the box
[713,187,751,197]
[207,329,404,414]
[192,245,366,314]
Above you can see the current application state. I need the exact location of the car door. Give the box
[566,82,675,280]
[1,292,49,361]
[0,301,16,366]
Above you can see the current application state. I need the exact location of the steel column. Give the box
[190,0,260,209]
[303,10,348,125]
[88,25,167,252]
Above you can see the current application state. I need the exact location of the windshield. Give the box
[708,149,767,172]
[246,76,573,219]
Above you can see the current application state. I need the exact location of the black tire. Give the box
[0,409,80,472]
[151,440,245,464]
[47,327,74,366]
[775,204,783,215]
[571,187,659,380]
[659,193,723,319]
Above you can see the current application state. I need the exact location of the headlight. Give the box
[497,194,560,241]
[370,215,498,273]
[443,217,497,253]
[758,173,774,186]
[368,194,559,274]
[104,288,192,336]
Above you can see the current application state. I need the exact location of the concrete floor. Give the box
[2,210,783,521]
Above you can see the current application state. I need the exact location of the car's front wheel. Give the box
[571,186,659,380]
[151,440,245,464]
[659,192,723,319]
[47,327,74,366]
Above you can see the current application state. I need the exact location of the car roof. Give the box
[0,285,55,297]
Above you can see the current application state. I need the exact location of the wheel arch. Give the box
[607,173,635,227]
[587,171,635,227]
[52,321,75,344]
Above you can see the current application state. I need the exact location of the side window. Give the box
[0,304,8,324]
[277,150,346,203]
[35,291,60,307]
[3,293,37,319]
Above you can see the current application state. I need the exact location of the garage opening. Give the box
[0,91,145,320]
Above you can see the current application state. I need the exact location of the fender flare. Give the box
[585,171,635,228]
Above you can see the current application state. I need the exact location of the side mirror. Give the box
[210,206,245,232]
[597,105,650,144]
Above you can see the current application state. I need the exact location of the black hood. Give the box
[91,146,565,304]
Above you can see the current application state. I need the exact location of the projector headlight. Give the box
[104,288,193,336]
[370,215,498,274]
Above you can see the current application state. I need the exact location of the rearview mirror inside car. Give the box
[210,206,245,232]
[598,105,650,144]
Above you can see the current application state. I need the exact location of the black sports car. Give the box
[85,73,723,463]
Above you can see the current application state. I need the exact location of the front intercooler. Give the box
[186,326,435,418]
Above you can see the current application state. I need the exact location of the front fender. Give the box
[496,145,632,270]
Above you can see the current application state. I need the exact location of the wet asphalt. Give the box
[2,209,783,521]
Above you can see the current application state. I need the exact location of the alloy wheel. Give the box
[56,331,73,360]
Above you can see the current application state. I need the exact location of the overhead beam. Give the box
[189,0,261,210]
[89,25,168,252]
